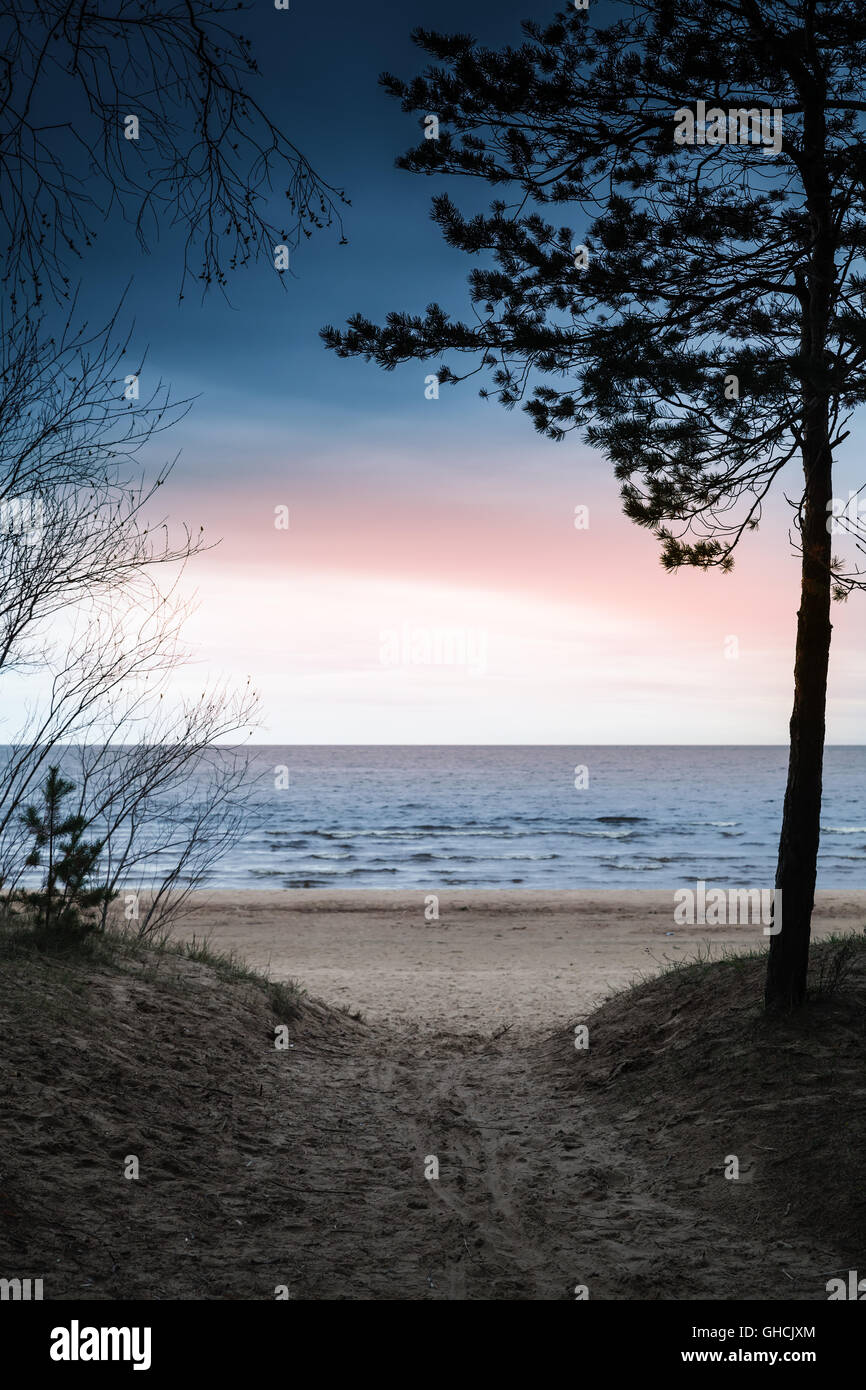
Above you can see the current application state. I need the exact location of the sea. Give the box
[184,745,864,890]
[5,745,864,891]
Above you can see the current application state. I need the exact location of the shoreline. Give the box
[171,888,866,1033]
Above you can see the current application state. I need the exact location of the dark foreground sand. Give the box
[3,913,865,1299]
[174,889,866,1033]
[3,891,866,1299]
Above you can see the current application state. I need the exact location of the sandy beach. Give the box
[175,889,866,1033]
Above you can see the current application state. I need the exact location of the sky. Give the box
[16,0,866,743]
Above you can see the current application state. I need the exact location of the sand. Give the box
[4,892,865,1300]
[175,889,866,1033]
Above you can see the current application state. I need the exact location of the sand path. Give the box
[275,1025,839,1300]
[5,895,858,1300]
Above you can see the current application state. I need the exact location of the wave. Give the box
[319,822,514,834]
[595,815,650,823]
[578,828,635,839]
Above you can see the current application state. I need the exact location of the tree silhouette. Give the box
[18,766,115,935]
[0,2,291,926]
[0,0,345,304]
[0,307,260,933]
[323,0,866,1009]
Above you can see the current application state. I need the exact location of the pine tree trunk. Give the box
[765,408,833,1009]
[764,75,836,1011]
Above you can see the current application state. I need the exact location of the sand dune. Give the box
[2,913,864,1300]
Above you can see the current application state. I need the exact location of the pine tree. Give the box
[323,0,866,1008]
[19,767,115,937]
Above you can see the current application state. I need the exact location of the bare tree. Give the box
[0,308,259,930]
[74,722,259,939]
[0,0,346,303]
[0,2,337,930]
[0,304,196,670]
